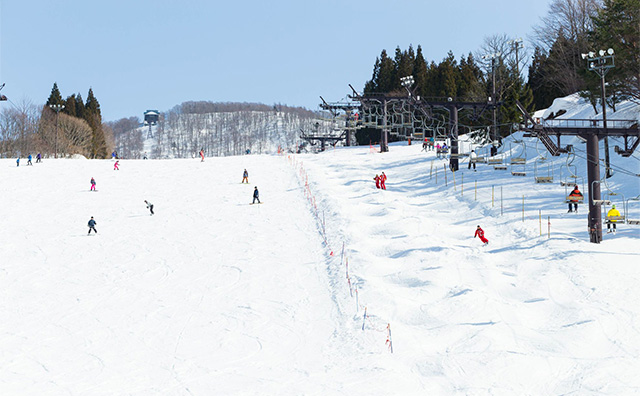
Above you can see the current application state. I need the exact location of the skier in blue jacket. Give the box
[88,217,97,234]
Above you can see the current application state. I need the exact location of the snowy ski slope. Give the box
[1,131,639,395]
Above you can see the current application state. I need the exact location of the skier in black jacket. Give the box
[88,217,97,234]
[253,186,260,204]
[144,200,154,215]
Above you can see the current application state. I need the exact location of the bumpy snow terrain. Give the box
[1,130,639,395]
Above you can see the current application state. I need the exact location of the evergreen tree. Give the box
[395,45,415,87]
[377,50,396,93]
[528,47,565,109]
[84,88,108,159]
[590,0,640,101]
[412,45,429,97]
[64,94,77,117]
[458,53,484,100]
[437,52,458,97]
[46,83,64,106]
[75,93,86,120]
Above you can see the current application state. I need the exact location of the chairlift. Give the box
[565,184,585,206]
[559,149,581,186]
[486,141,506,169]
[625,195,640,225]
[534,159,554,183]
[600,178,626,226]
[510,140,526,176]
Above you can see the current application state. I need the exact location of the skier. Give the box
[422,138,428,152]
[36,153,42,163]
[199,149,205,162]
[474,225,489,245]
[380,172,387,190]
[373,174,381,189]
[143,152,148,160]
[16,157,19,167]
[567,185,583,213]
[252,186,260,204]
[90,177,96,191]
[27,154,33,166]
[607,204,621,234]
[468,150,477,170]
[242,169,249,184]
[144,200,154,216]
[114,160,119,170]
[111,151,117,160]
[88,216,97,235]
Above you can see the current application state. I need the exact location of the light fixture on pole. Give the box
[49,103,65,159]
[580,48,615,178]
[400,75,415,89]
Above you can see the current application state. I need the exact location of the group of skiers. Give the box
[16,153,42,166]
[373,172,387,190]
[86,158,154,235]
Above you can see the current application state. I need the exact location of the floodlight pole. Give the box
[584,49,615,179]
[49,104,65,158]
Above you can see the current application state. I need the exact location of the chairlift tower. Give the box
[319,96,359,146]
[517,99,640,244]
[349,80,500,171]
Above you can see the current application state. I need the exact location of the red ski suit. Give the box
[475,227,488,244]
[380,173,387,190]
[374,175,381,189]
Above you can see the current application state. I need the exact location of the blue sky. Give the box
[1,0,548,122]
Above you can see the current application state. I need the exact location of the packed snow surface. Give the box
[1,132,640,395]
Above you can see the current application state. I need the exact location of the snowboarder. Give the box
[114,160,119,170]
[474,225,489,245]
[36,153,42,163]
[373,174,381,189]
[380,172,387,190]
[88,216,97,234]
[567,185,583,213]
[242,169,249,184]
[144,200,154,216]
[199,149,205,162]
[16,157,19,167]
[27,154,33,166]
[607,204,621,234]
[90,177,96,191]
[252,186,260,204]
[468,150,477,170]
[111,151,117,160]
[143,152,148,160]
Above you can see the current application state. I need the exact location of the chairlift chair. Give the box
[510,140,527,176]
[600,180,626,226]
[625,196,640,225]
[534,159,554,183]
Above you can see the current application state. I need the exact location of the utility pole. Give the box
[482,52,501,143]
[49,104,65,158]
[508,38,524,79]
[582,48,615,179]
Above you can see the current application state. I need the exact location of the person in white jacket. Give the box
[468,150,477,170]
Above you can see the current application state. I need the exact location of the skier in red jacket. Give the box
[373,174,381,189]
[474,225,488,245]
[380,172,387,190]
